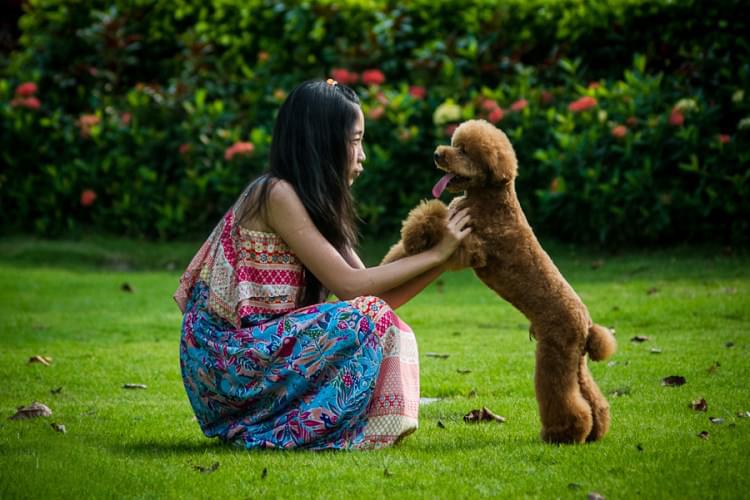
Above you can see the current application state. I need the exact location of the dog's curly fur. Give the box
[382,119,617,444]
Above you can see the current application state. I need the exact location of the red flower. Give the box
[668,108,684,126]
[178,143,192,155]
[444,123,459,137]
[361,69,385,86]
[15,82,37,97]
[224,141,254,160]
[611,125,628,139]
[11,97,41,110]
[568,96,598,113]
[80,189,97,207]
[488,107,504,124]
[76,114,100,138]
[409,85,426,100]
[540,91,554,105]
[367,105,385,120]
[510,99,528,112]
[331,68,358,86]
[718,134,731,144]
[480,99,499,111]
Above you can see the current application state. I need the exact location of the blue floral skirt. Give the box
[179,281,419,450]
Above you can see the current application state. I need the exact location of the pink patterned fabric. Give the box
[352,299,420,448]
[174,207,303,328]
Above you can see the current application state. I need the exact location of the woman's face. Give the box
[347,107,366,186]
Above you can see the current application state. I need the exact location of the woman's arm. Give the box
[344,245,445,309]
[267,181,470,301]
[378,265,445,309]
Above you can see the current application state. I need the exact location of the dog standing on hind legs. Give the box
[382,119,617,443]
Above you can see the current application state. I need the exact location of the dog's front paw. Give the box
[402,199,449,255]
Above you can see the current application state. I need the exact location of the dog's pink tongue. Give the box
[432,173,455,198]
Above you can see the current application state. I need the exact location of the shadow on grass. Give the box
[118,439,230,457]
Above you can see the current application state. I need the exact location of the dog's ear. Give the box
[485,126,518,184]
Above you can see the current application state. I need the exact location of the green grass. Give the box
[1,237,749,499]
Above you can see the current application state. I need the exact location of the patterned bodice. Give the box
[233,228,304,322]
[174,209,304,327]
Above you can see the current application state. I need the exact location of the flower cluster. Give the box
[76,114,101,139]
[224,141,254,160]
[433,100,462,126]
[568,96,598,113]
[10,82,41,110]
[480,99,504,124]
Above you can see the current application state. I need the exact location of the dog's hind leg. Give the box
[577,356,611,441]
[534,334,593,444]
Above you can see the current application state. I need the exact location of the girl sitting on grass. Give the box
[174,79,471,450]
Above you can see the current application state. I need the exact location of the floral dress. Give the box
[174,206,419,450]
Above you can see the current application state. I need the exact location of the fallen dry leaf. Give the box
[50,422,66,433]
[697,431,709,440]
[9,402,52,420]
[121,283,134,293]
[193,462,220,474]
[28,355,52,366]
[630,335,650,343]
[609,387,631,397]
[122,383,147,389]
[709,416,724,425]
[463,407,506,424]
[425,352,449,359]
[690,398,708,412]
[661,375,686,387]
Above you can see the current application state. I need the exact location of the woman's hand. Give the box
[432,206,472,261]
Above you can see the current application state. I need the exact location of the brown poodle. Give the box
[382,119,617,444]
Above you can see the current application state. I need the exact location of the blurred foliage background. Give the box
[1,0,748,245]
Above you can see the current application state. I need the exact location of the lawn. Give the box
[0,237,748,499]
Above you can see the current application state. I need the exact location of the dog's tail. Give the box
[586,324,617,361]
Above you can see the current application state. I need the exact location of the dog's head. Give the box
[432,120,518,196]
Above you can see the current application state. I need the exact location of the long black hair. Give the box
[239,80,362,306]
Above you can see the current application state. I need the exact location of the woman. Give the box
[174,79,471,450]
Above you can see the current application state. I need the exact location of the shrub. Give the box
[1,0,748,245]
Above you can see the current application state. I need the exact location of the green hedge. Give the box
[1,0,748,244]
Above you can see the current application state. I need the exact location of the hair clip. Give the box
[326,78,338,86]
